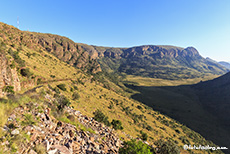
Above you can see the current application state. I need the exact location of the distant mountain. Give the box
[219,61,230,69]
[92,45,229,79]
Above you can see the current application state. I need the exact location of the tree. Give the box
[119,139,153,154]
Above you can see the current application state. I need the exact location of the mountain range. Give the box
[0,21,229,153]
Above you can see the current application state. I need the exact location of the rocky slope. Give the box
[1,95,122,154]
[0,50,21,97]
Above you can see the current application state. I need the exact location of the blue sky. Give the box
[0,0,230,61]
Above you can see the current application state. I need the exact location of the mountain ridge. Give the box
[0,22,228,80]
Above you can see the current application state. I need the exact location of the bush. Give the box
[111,120,123,130]
[3,86,15,94]
[22,113,37,126]
[93,109,111,126]
[10,61,16,69]
[73,86,78,90]
[8,49,25,67]
[155,139,180,154]
[57,84,66,91]
[140,131,148,141]
[72,92,80,100]
[20,68,33,77]
[54,87,60,94]
[50,75,56,78]
[146,125,153,131]
[55,95,71,111]
[119,139,153,154]
[37,78,42,85]
[137,105,143,110]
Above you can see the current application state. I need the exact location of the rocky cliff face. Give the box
[97,45,228,79]
[121,45,200,59]
[0,51,21,97]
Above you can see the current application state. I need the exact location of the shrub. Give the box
[137,105,143,110]
[22,113,37,126]
[93,109,111,126]
[72,92,80,100]
[54,87,60,94]
[10,61,16,69]
[119,139,153,154]
[73,86,78,90]
[155,139,180,154]
[140,131,148,141]
[20,68,33,77]
[111,120,123,130]
[57,84,66,91]
[37,78,42,85]
[179,136,190,144]
[55,95,71,111]
[8,49,25,67]
[26,53,32,58]
[146,125,153,131]
[3,86,15,94]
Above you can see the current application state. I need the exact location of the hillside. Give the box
[0,22,101,74]
[193,72,230,128]
[126,72,230,153]
[0,22,225,153]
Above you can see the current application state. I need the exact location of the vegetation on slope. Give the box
[0,44,221,154]
[0,21,226,153]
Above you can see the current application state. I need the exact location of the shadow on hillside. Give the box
[125,84,230,152]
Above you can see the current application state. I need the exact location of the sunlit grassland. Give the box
[124,74,219,87]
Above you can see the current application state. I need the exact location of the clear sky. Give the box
[0,0,230,61]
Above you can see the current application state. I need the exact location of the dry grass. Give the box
[124,74,219,87]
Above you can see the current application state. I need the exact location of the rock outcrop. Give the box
[1,100,122,154]
[0,51,21,97]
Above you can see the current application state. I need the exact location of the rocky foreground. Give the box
[1,97,122,154]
